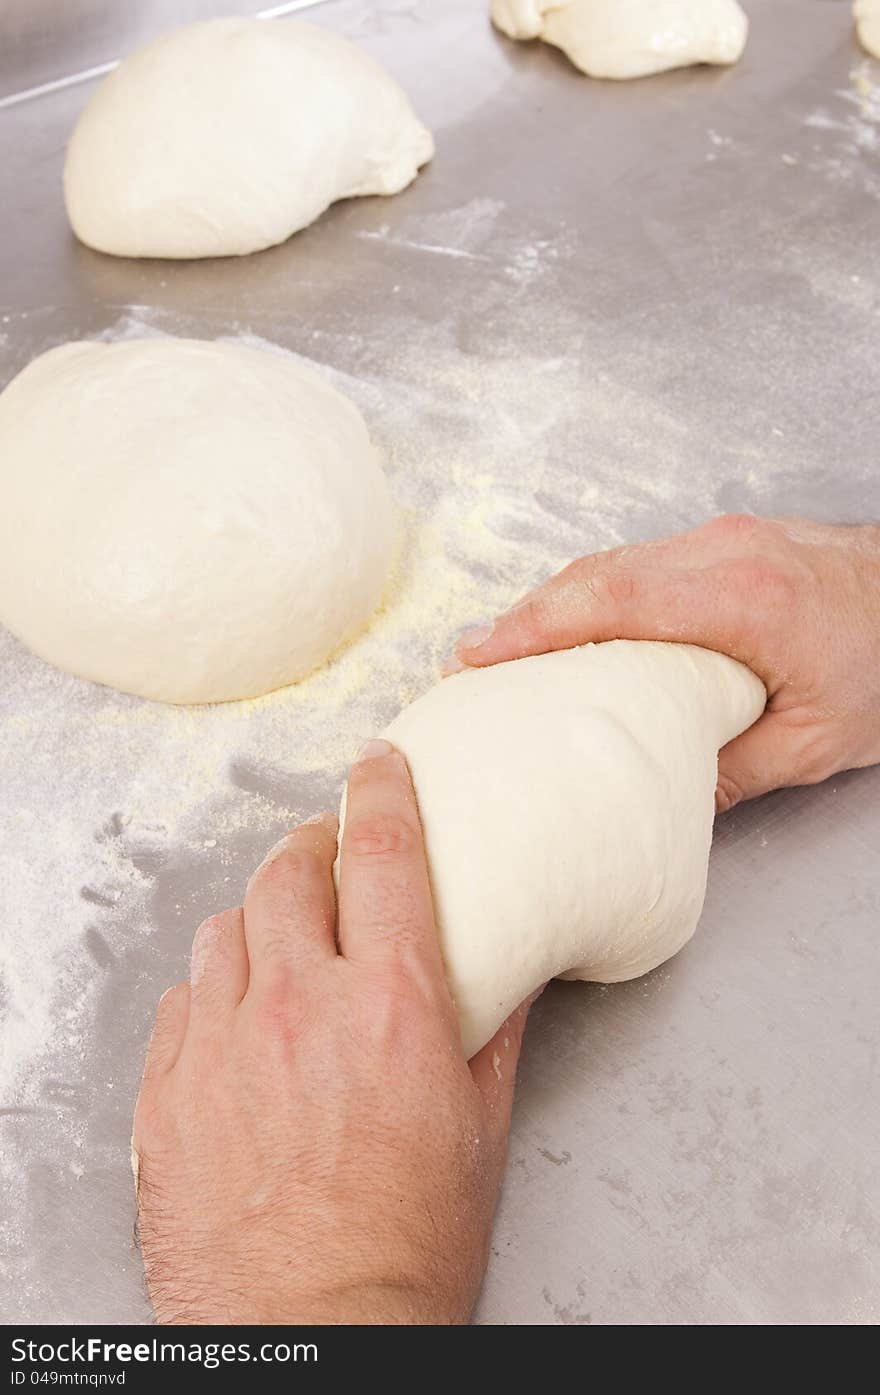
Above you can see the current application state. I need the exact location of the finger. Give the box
[338,740,447,987]
[716,712,830,811]
[453,540,665,665]
[141,982,191,1084]
[243,814,339,981]
[469,989,539,1147]
[133,983,190,1195]
[188,908,248,1022]
[455,549,780,683]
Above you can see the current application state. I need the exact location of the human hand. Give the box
[133,740,532,1326]
[451,514,880,810]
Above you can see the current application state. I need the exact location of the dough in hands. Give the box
[855,0,880,59]
[491,0,748,80]
[379,641,765,1058]
[63,18,433,259]
[0,338,393,704]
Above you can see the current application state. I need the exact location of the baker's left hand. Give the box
[133,739,532,1325]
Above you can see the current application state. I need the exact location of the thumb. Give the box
[716,713,796,811]
[469,989,542,1146]
[455,552,756,673]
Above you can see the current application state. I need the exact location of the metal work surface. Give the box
[1,0,879,1325]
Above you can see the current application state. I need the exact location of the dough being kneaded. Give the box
[491,0,749,80]
[64,18,433,259]
[855,0,880,59]
[377,640,765,1058]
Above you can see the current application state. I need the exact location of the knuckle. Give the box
[595,567,639,608]
[269,845,315,883]
[249,842,318,897]
[704,512,764,541]
[194,913,225,942]
[790,724,839,785]
[157,981,189,1015]
[723,555,796,610]
[346,811,420,860]
[566,553,601,594]
[567,555,637,611]
[190,915,236,983]
[254,974,315,1042]
[565,552,601,580]
[704,513,791,553]
[151,983,189,1034]
[192,908,239,948]
[255,950,295,994]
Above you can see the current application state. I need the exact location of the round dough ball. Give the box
[855,0,880,59]
[380,641,765,1057]
[63,17,434,259]
[0,338,394,704]
[491,0,748,80]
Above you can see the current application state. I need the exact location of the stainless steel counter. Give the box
[1,0,878,1325]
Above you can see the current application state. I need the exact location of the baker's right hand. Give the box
[451,515,880,810]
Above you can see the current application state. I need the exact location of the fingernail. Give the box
[305,810,339,832]
[356,737,394,761]
[457,623,493,654]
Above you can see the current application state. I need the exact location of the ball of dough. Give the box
[380,641,765,1057]
[63,18,434,259]
[0,337,394,704]
[855,0,880,59]
[491,0,748,80]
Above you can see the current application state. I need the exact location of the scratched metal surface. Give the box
[1,0,879,1325]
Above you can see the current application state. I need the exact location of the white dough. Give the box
[491,0,748,79]
[63,18,434,259]
[380,641,765,1057]
[0,338,393,704]
[855,0,880,59]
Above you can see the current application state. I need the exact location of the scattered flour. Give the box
[355,197,576,284]
[803,63,880,197]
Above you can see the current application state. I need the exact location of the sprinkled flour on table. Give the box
[802,63,880,197]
